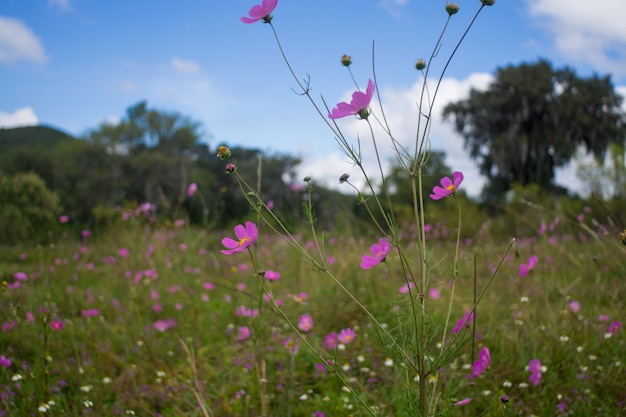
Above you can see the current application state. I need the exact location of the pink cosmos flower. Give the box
[221,221,258,255]
[237,326,251,341]
[528,358,544,386]
[451,309,474,334]
[187,182,197,197]
[430,171,464,200]
[59,215,69,223]
[0,355,11,368]
[455,398,472,407]
[154,319,177,332]
[325,332,339,349]
[264,270,280,281]
[50,319,64,331]
[241,0,278,24]
[283,338,299,355]
[399,282,415,294]
[429,287,441,299]
[360,238,391,269]
[293,292,308,303]
[338,328,356,344]
[298,314,314,332]
[328,79,375,120]
[568,301,581,313]
[82,309,100,317]
[14,272,27,281]
[519,255,538,277]
[608,320,622,334]
[470,346,491,378]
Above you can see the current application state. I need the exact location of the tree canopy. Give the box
[0,102,355,232]
[443,59,626,201]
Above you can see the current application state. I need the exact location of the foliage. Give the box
[0,107,359,231]
[443,59,626,202]
[0,172,61,244]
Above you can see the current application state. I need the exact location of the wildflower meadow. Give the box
[1,1,626,416]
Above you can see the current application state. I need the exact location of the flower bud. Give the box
[500,394,509,403]
[339,173,350,183]
[217,145,231,160]
[446,2,459,15]
[341,54,352,67]
[225,163,236,173]
[480,0,495,5]
[357,108,370,120]
[415,59,426,71]
[303,176,312,183]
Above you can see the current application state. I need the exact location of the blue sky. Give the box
[1,0,625,197]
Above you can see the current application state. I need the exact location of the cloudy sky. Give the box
[1,0,626,197]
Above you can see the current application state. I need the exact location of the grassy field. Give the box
[1,208,625,416]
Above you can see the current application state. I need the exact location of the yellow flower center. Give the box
[238,237,250,247]
[446,184,456,191]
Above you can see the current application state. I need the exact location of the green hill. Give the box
[0,125,76,151]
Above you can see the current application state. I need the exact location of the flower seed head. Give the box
[303,176,312,183]
[480,0,495,5]
[217,145,231,160]
[415,59,426,71]
[339,173,350,183]
[446,2,460,15]
[341,54,352,67]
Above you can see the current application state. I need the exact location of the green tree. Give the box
[84,101,208,213]
[386,151,452,207]
[0,172,61,244]
[443,59,626,202]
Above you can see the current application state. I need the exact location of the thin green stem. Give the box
[428,195,462,412]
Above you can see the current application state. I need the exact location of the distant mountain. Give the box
[0,125,76,151]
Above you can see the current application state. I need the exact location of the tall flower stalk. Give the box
[226,1,498,415]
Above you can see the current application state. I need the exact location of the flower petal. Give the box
[452,171,464,188]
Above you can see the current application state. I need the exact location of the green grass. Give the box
[1,214,625,416]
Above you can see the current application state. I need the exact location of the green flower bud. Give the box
[415,59,426,70]
[446,2,459,15]
[480,0,495,5]
[341,54,352,67]
[217,145,231,160]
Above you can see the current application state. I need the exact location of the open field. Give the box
[1,211,625,416]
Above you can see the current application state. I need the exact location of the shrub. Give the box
[0,172,61,244]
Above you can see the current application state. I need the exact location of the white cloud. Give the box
[48,0,74,13]
[0,107,39,128]
[378,0,409,18]
[0,17,47,65]
[121,80,137,92]
[618,85,626,110]
[295,73,493,198]
[527,0,626,77]
[171,57,202,75]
